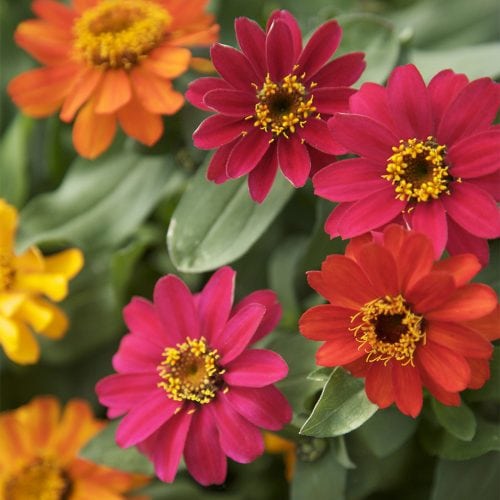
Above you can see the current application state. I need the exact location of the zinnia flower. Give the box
[186,10,365,202]
[264,433,296,482]
[8,0,218,159]
[299,224,499,417]
[313,64,500,264]
[0,199,83,365]
[0,396,149,499]
[96,266,292,486]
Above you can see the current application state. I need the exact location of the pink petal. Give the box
[312,87,356,115]
[96,372,159,409]
[206,143,233,183]
[387,64,432,139]
[232,289,282,343]
[115,391,179,447]
[184,408,226,486]
[247,145,279,203]
[297,20,342,78]
[204,88,256,116]
[210,43,259,92]
[448,128,500,178]
[193,114,250,149]
[218,304,266,364]
[409,199,448,259]
[225,386,292,430]
[365,362,395,408]
[336,187,406,238]
[324,202,352,238]
[185,77,231,111]
[235,17,267,77]
[123,297,167,347]
[212,399,264,463]
[329,113,398,163]
[152,411,193,483]
[392,362,423,418]
[437,78,500,145]
[299,117,347,155]
[266,19,295,81]
[468,170,500,199]
[428,69,469,126]
[153,275,200,345]
[308,145,337,176]
[198,266,236,344]
[224,349,288,387]
[310,52,366,88]
[313,158,386,202]
[405,271,456,313]
[112,333,161,373]
[277,135,311,186]
[446,218,490,266]
[266,10,302,59]
[226,128,271,178]
[416,341,471,392]
[442,182,500,238]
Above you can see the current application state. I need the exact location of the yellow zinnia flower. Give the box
[0,396,150,499]
[264,432,296,482]
[0,199,83,364]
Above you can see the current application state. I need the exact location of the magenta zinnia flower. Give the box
[186,10,365,202]
[96,267,291,486]
[313,64,500,264]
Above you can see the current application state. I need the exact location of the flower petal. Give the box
[248,145,279,203]
[267,10,302,59]
[112,333,162,373]
[409,200,447,259]
[185,77,231,111]
[226,128,271,178]
[123,297,167,347]
[266,19,294,81]
[141,46,191,79]
[235,17,267,77]
[365,362,395,408]
[193,114,250,149]
[300,118,347,155]
[316,338,364,366]
[277,135,311,187]
[312,87,356,115]
[311,52,366,88]
[299,304,354,341]
[446,218,490,266]
[405,271,456,313]
[94,69,131,114]
[433,254,481,287]
[391,362,423,417]
[203,88,256,116]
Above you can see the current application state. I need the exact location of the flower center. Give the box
[73,0,171,69]
[157,337,224,404]
[383,137,453,202]
[0,248,15,292]
[253,71,317,138]
[350,294,425,366]
[4,458,71,500]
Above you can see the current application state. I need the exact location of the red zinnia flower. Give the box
[96,267,291,486]
[186,10,365,202]
[8,0,218,159]
[299,224,499,417]
[313,64,500,264]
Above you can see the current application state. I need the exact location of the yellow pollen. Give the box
[0,247,15,291]
[350,294,425,366]
[157,337,224,405]
[253,72,317,138]
[383,136,454,203]
[73,0,171,70]
[4,458,70,500]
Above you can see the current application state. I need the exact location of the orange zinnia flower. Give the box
[0,396,149,499]
[8,0,218,158]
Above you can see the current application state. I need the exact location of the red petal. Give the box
[112,333,161,373]
[446,217,490,266]
[316,337,364,366]
[311,52,366,88]
[185,77,231,111]
[299,304,354,341]
[193,114,250,149]
[96,373,159,409]
[226,128,271,178]
[408,200,447,259]
[300,118,347,155]
[266,10,302,59]
[235,17,266,77]
[433,254,481,287]
[428,69,468,126]
[123,297,167,347]
[266,19,295,81]
[248,145,279,203]
[365,362,395,408]
[392,362,423,418]
[203,88,255,116]
[277,135,311,187]
[405,271,456,314]
[356,243,399,296]
[313,87,357,115]
[467,358,490,389]
[206,143,233,183]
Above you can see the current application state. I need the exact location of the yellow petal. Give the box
[190,56,216,74]
[0,292,25,316]
[13,247,44,273]
[14,298,54,332]
[14,273,68,301]
[0,315,40,364]
[0,199,18,249]
[33,298,68,339]
[43,248,84,279]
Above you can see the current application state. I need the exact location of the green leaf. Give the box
[167,158,293,273]
[431,400,477,441]
[431,453,500,500]
[336,13,401,85]
[0,114,33,206]
[356,406,418,458]
[291,445,347,500]
[307,367,333,383]
[421,417,500,460]
[18,152,185,252]
[411,43,500,81]
[80,420,154,475]
[300,367,378,438]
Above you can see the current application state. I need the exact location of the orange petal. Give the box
[0,199,18,248]
[141,46,191,79]
[43,248,84,279]
[0,315,40,364]
[15,19,71,65]
[60,67,103,122]
[117,96,164,146]
[72,99,117,158]
[0,412,32,470]
[8,65,80,117]
[130,67,184,115]
[190,56,216,74]
[53,399,104,464]
[72,0,99,14]
[94,69,132,114]
[32,0,76,29]
[169,25,219,48]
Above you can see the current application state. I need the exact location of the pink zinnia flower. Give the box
[313,64,500,264]
[299,224,500,417]
[186,10,365,202]
[96,267,291,486]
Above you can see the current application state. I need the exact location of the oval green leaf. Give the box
[431,399,477,442]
